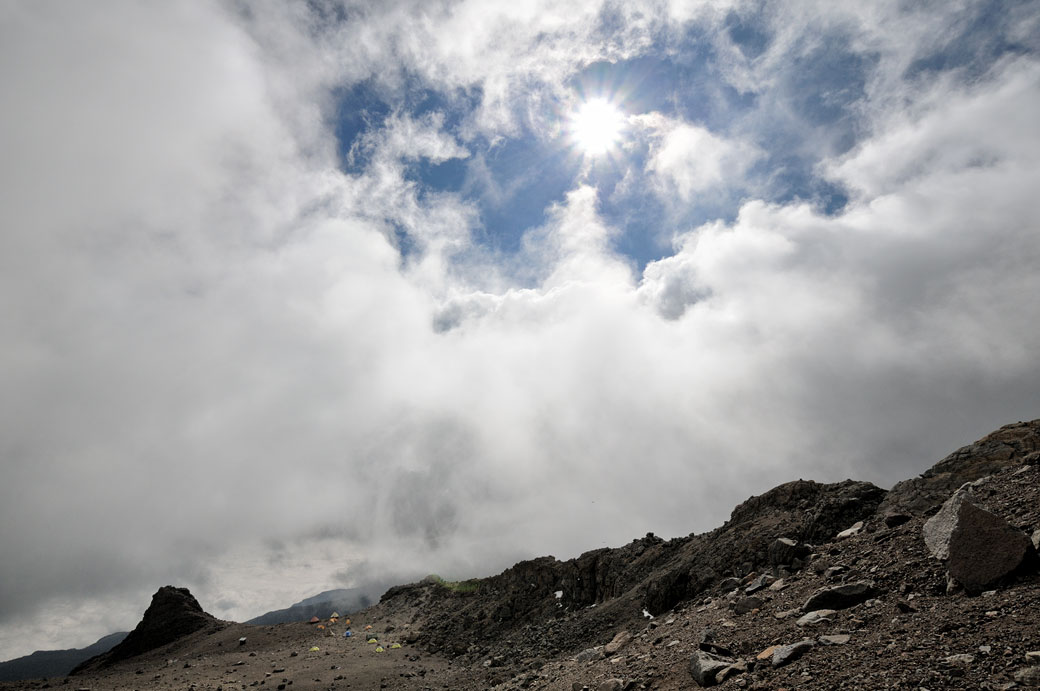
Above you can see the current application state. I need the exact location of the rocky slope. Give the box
[7,419,1040,691]
[70,586,221,675]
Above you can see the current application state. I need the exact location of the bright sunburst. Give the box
[569,98,625,156]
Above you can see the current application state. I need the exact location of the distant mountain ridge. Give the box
[0,631,128,682]
[244,585,389,625]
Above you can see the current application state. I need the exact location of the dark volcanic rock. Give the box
[772,639,815,668]
[801,582,876,612]
[923,490,1036,592]
[688,649,735,687]
[881,419,1040,515]
[71,586,217,674]
[768,537,811,571]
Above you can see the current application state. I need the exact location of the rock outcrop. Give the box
[71,586,219,674]
[881,419,1040,515]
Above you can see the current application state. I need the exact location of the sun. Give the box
[568,98,625,156]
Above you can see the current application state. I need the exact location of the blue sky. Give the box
[1,0,1039,660]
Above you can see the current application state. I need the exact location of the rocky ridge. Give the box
[70,585,222,675]
[10,418,1040,691]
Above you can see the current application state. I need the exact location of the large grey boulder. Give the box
[922,490,1035,592]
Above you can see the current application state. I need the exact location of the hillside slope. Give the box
[7,419,1039,690]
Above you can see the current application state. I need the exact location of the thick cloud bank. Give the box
[1,0,1038,659]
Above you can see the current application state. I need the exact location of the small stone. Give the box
[717,660,747,683]
[576,648,605,663]
[598,679,624,691]
[769,578,787,591]
[818,635,850,646]
[979,646,992,654]
[1015,667,1040,685]
[883,512,911,528]
[942,654,975,665]
[745,574,776,594]
[796,610,837,627]
[689,649,736,687]
[1026,651,1040,661]
[605,631,632,654]
[756,646,778,661]
[824,566,846,580]
[836,521,864,539]
[731,596,765,615]
[769,538,811,570]
[802,582,876,612]
[772,640,815,668]
[718,577,742,591]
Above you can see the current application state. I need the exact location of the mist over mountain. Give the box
[0,632,127,682]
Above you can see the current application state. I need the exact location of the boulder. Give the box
[689,649,736,687]
[772,639,815,668]
[718,577,741,591]
[604,631,632,655]
[576,648,605,663]
[730,596,765,615]
[802,582,876,612]
[1015,667,1040,685]
[883,511,912,528]
[923,490,1035,592]
[796,609,837,627]
[716,660,747,682]
[768,538,811,570]
[818,634,850,645]
[744,574,776,594]
[836,521,864,539]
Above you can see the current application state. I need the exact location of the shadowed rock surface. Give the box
[70,586,220,674]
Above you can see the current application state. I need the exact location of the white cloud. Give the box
[2,0,1040,663]
[638,113,761,201]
